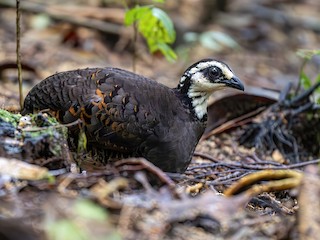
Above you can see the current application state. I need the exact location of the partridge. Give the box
[22,59,244,172]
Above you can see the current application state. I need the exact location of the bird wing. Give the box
[22,67,183,152]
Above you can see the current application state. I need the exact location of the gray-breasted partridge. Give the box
[22,59,244,173]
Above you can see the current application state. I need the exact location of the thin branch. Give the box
[16,0,23,110]
[193,153,320,171]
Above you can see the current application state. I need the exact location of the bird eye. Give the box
[209,67,221,78]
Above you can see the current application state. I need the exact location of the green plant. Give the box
[46,199,121,240]
[296,49,320,103]
[124,1,177,62]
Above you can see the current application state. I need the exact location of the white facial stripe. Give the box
[187,61,234,80]
[194,102,208,119]
[192,72,206,83]
[179,75,187,87]
[188,62,213,74]
[180,60,237,120]
[187,84,210,119]
[187,70,231,119]
[189,72,226,92]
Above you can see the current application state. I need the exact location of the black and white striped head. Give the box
[178,59,244,120]
[179,59,244,93]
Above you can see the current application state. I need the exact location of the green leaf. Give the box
[183,32,199,42]
[124,6,151,26]
[207,31,239,48]
[300,71,312,89]
[296,49,320,60]
[155,42,177,62]
[314,74,320,104]
[315,92,320,104]
[124,5,177,62]
[77,129,87,153]
[74,200,108,221]
[151,8,175,43]
[199,31,239,51]
[0,109,20,126]
[199,33,222,51]
[315,73,320,83]
[152,0,165,3]
[47,220,87,240]
[31,14,51,30]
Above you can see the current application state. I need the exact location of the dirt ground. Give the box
[0,0,320,239]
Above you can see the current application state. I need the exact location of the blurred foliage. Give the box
[124,2,177,62]
[297,49,320,103]
[0,109,21,127]
[297,49,320,61]
[184,31,240,52]
[46,199,121,240]
[77,128,88,154]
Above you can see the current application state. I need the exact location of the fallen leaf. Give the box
[0,157,48,180]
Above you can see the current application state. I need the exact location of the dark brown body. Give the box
[22,68,206,172]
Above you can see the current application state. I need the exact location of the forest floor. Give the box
[0,0,320,239]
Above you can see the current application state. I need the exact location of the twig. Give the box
[114,158,176,188]
[16,0,23,110]
[209,172,251,185]
[286,159,320,169]
[193,151,220,162]
[132,22,137,72]
[193,153,320,171]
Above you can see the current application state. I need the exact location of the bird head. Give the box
[177,59,244,120]
[179,59,244,93]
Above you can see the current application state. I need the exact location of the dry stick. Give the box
[193,151,220,162]
[132,22,137,73]
[194,152,320,171]
[114,158,176,188]
[16,0,23,109]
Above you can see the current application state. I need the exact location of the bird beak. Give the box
[225,76,244,91]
